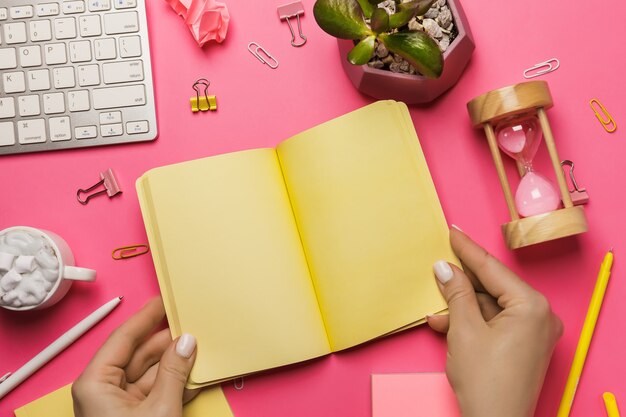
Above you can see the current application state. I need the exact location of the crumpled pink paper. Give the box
[165,0,230,47]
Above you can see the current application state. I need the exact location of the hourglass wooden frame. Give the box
[467,81,588,249]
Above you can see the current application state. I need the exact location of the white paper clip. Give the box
[248,42,279,69]
[523,58,560,79]
[278,1,307,47]
[77,168,122,205]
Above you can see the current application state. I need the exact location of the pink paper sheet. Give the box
[372,373,461,417]
[165,0,229,47]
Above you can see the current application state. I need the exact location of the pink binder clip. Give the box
[561,160,589,205]
[278,1,307,47]
[77,169,122,205]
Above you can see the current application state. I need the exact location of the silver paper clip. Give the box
[77,168,122,205]
[278,1,307,47]
[248,42,279,69]
[561,160,589,205]
[234,377,245,390]
[523,58,560,79]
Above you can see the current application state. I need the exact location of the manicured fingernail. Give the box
[433,260,454,284]
[176,333,196,358]
[451,224,463,232]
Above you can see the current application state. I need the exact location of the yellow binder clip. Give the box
[590,98,617,133]
[190,78,217,113]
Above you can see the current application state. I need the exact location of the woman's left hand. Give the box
[72,297,198,417]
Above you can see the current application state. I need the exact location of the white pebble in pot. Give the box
[1,269,22,292]
[0,252,15,272]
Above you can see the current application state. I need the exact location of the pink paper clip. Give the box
[77,169,122,205]
[561,160,589,205]
[278,1,307,47]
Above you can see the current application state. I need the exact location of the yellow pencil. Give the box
[603,392,621,417]
[557,249,614,417]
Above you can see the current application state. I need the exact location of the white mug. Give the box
[0,226,97,311]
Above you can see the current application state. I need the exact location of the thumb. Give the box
[433,261,484,330]
[148,334,197,415]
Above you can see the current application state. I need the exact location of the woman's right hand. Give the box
[428,227,563,417]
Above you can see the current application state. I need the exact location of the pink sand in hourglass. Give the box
[515,171,561,217]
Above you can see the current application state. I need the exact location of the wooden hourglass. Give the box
[467,81,588,249]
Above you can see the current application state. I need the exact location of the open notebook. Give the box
[137,100,457,389]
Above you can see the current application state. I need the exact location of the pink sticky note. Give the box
[372,373,461,417]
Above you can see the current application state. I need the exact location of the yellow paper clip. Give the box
[603,392,621,417]
[190,78,217,112]
[590,98,617,133]
[112,244,150,260]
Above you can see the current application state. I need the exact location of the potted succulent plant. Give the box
[313,0,475,104]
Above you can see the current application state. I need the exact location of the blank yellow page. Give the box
[277,101,455,352]
[137,149,329,386]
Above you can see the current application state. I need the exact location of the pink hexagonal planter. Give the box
[337,0,475,104]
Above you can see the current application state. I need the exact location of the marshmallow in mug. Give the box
[0,231,59,308]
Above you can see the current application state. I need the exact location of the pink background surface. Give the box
[1,0,625,416]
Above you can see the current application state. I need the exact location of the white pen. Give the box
[0,296,123,399]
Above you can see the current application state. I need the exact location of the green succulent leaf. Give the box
[356,0,375,18]
[370,8,390,34]
[314,0,372,40]
[347,35,376,65]
[389,0,436,28]
[379,31,443,78]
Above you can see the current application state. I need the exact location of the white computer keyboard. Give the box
[0,0,157,155]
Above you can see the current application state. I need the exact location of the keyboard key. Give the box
[54,17,77,39]
[94,38,116,60]
[0,98,16,119]
[3,71,26,93]
[68,90,90,112]
[101,123,123,137]
[63,1,85,14]
[114,0,137,9]
[100,111,121,124]
[69,40,92,62]
[4,22,28,44]
[18,95,41,117]
[78,64,100,86]
[30,20,53,41]
[37,3,60,17]
[17,119,47,144]
[119,35,141,58]
[75,125,97,139]
[19,45,42,67]
[10,6,34,19]
[0,48,17,69]
[126,120,148,134]
[45,43,67,64]
[49,116,72,141]
[0,122,16,146]
[53,66,76,88]
[104,11,138,34]
[79,15,101,37]
[88,0,111,12]
[43,92,65,114]
[92,84,145,109]
[28,69,51,91]
[103,60,143,84]
[0,8,7,20]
